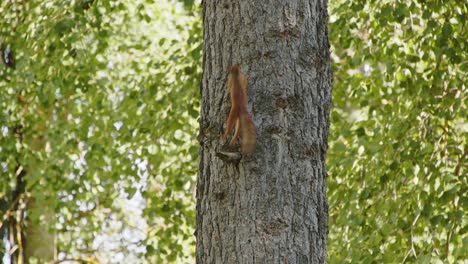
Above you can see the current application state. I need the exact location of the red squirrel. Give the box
[221,64,256,155]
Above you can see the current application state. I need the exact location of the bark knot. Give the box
[263,218,289,236]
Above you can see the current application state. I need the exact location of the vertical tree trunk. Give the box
[197,0,331,263]
[23,198,57,262]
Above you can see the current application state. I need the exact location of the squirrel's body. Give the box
[221,65,256,155]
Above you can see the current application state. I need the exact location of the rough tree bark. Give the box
[197,0,331,263]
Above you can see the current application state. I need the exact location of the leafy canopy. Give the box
[1,0,200,262]
[328,0,466,262]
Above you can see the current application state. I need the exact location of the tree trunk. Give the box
[197,0,331,263]
[23,198,57,263]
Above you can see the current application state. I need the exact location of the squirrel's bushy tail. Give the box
[240,113,256,155]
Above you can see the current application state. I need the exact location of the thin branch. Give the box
[410,211,420,258]
[0,192,26,230]
[15,210,24,264]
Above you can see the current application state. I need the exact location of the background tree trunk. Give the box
[197,0,331,263]
[23,198,57,263]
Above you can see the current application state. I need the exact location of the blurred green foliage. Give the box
[327,0,466,263]
[0,0,465,263]
[1,0,200,262]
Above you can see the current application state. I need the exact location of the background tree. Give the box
[196,0,331,262]
[1,0,200,262]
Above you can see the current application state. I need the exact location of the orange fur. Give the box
[221,65,256,155]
